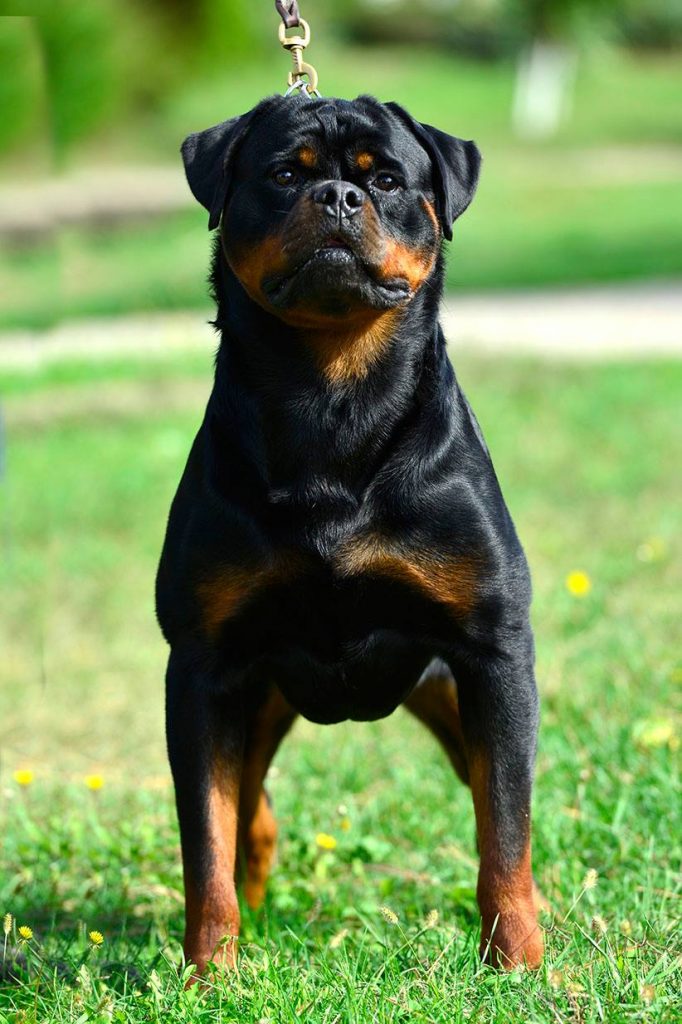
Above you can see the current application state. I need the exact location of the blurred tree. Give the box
[509,0,616,136]
[336,0,518,57]
[615,0,682,49]
[0,17,50,169]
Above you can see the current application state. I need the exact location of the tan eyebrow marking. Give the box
[355,152,375,171]
[298,146,317,168]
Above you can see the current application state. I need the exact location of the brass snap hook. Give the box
[278,18,320,96]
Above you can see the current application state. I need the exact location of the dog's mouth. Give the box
[304,237,356,266]
[262,234,410,309]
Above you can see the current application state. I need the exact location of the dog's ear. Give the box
[385,102,481,241]
[181,109,257,230]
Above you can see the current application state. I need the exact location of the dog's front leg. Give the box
[166,644,244,979]
[452,643,544,969]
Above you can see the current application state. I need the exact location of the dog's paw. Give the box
[480,912,544,970]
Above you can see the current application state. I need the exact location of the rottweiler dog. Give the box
[156,93,544,976]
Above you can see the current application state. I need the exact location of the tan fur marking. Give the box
[242,791,278,909]
[336,533,479,617]
[238,686,297,909]
[422,197,440,235]
[184,757,241,976]
[197,557,300,639]
[380,238,437,292]
[298,146,317,168]
[469,754,543,969]
[356,151,375,171]
[226,234,288,305]
[404,672,469,783]
[305,309,401,383]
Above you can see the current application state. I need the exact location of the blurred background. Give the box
[1,0,680,773]
[1,0,681,329]
[0,5,680,1011]
[1,0,681,773]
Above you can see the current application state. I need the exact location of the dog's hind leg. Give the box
[238,684,297,910]
[404,659,469,784]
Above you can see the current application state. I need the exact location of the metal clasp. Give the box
[278,18,320,96]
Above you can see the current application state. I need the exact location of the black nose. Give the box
[312,180,364,220]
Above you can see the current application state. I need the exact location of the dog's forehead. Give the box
[240,96,430,168]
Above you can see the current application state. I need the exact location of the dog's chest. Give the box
[195,529,479,648]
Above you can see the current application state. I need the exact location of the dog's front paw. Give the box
[480,912,544,970]
[184,929,239,986]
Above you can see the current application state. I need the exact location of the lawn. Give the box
[1,46,681,330]
[0,346,680,1021]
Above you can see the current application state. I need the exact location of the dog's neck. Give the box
[206,244,457,521]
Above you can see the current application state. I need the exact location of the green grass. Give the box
[1,45,681,330]
[1,351,681,1021]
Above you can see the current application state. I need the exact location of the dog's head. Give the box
[182,95,480,328]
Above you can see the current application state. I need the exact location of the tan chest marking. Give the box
[196,556,299,639]
[335,534,479,617]
[306,309,401,383]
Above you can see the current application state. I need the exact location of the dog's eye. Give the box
[272,167,298,188]
[374,173,400,192]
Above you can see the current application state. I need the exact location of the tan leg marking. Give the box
[238,686,297,909]
[242,791,278,909]
[184,755,241,977]
[404,669,469,783]
[469,754,543,969]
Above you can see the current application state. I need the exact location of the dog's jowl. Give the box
[156,94,543,976]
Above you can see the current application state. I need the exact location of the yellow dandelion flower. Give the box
[582,868,598,890]
[13,769,34,786]
[566,571,591,597]
[339,817,351,832]
[3,913,12,937]
[18,925,33,941]
[315,832,337,851]
[379,905,399,925]
[84,774,104,791]
[88,930,104,946]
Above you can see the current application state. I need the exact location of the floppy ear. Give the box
[385,102,481,241]
[181,109,256,230]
